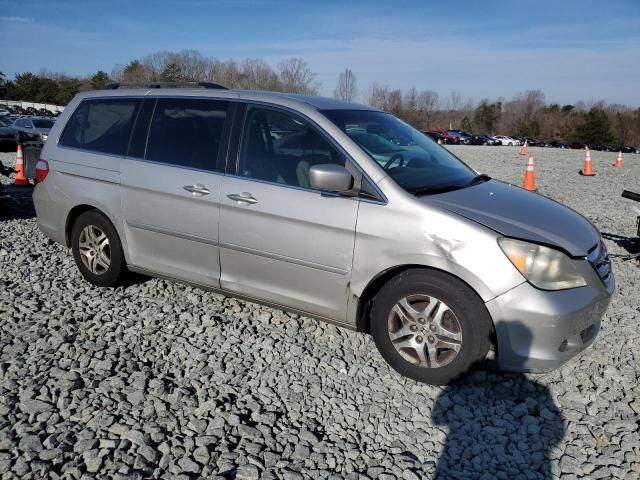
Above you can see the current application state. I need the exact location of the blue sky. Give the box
[1,0,639,106]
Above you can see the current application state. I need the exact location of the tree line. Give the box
[1,49,639,145]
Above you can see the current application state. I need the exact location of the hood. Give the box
[423,179,600,257]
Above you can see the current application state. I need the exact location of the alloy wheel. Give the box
[387,294,462,368]
[78,225,111,275]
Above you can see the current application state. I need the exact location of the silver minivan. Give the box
[33,85,614,385]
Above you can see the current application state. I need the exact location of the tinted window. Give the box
[60,98,141,155]
[127,99,156,159]
[239,107,344,188]
[145,98,228,171]
[33,119,54,128]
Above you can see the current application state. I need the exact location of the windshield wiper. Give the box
[466,173,491,186]
[409,184,465,196]
[409,174,491,196]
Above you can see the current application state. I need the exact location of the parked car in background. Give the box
[0,117,17,151]
[591,144,615,152]
[423,131,456,144]
[570,142,587,149]
[423,131,447,143]
[446,130,473,145]
[38,108,56,117]
[618,146,637,154]
[0,107,10,116]
[12,117,55,143]
[493,135,521,146]
[521,138,544,147]
[548,140,569,149]
[424,130,460,144]
[470,134,501,146]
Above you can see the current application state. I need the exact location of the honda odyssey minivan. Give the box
[33,84,614,385]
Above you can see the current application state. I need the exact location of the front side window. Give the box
[60,98,141,155]
[322,110,477,195]
[238,107,345,188]
[145,98,228,171]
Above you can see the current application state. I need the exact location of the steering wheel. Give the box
[383,153,405,170]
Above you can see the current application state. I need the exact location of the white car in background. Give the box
[493,135,521,146]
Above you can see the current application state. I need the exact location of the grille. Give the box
[587,240,612,284]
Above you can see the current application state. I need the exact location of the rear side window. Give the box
[145,98,229,171]
[60,98,141,156]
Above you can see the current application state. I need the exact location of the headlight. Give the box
[498,238,587,290]
[41,133,48,140]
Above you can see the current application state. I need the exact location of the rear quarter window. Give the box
[60,98,141,156]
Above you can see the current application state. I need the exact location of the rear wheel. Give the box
[370,269,492,385]
[71,210,125,287]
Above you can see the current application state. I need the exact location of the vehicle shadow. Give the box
[432,322,565,479]
[0,184,36,220]
[601,231,640,255]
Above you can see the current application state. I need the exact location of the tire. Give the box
[71,210,125,287]
[370,269,492,385]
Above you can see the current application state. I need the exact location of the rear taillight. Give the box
[35,159,49,183]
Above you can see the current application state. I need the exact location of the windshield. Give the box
[33,119,54,128]
[0,118,10,127]
[322,110,477,195]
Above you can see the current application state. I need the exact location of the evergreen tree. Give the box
[575,108,613,144]
[90,70,110,90]
[460,116,473,132]
[160,63,182,82]
[474,101,501,134]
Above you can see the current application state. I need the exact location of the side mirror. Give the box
[309,164,353,193]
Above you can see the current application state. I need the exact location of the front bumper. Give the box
[486,271,614,372]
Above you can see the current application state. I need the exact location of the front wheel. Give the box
[71,210,125,287]
[370,269,492,385]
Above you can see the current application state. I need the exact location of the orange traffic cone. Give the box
[580,147,595,176]
[522,155,536,191]
[519,140,528,156]
[615,150,623,168]
[13,144,30,187]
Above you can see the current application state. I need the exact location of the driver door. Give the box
[219,105,360,321]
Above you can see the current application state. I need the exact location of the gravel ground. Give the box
[1,146,639,479]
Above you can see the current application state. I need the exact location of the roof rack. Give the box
[105,82,228,90]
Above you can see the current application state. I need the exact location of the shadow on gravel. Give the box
[0,185,36,220]
[602,231,640,255]
[433,322,565,479]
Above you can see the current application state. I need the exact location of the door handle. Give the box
[183,184,210,196]
[227,192,258,205]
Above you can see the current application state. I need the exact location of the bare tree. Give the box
[277,58,319,94]
[446,91,463,111]
[418,89,439,128]
[240,59,280,91]
[368,83,389,110]
[334,68,357,102]
[205,59,243,88]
